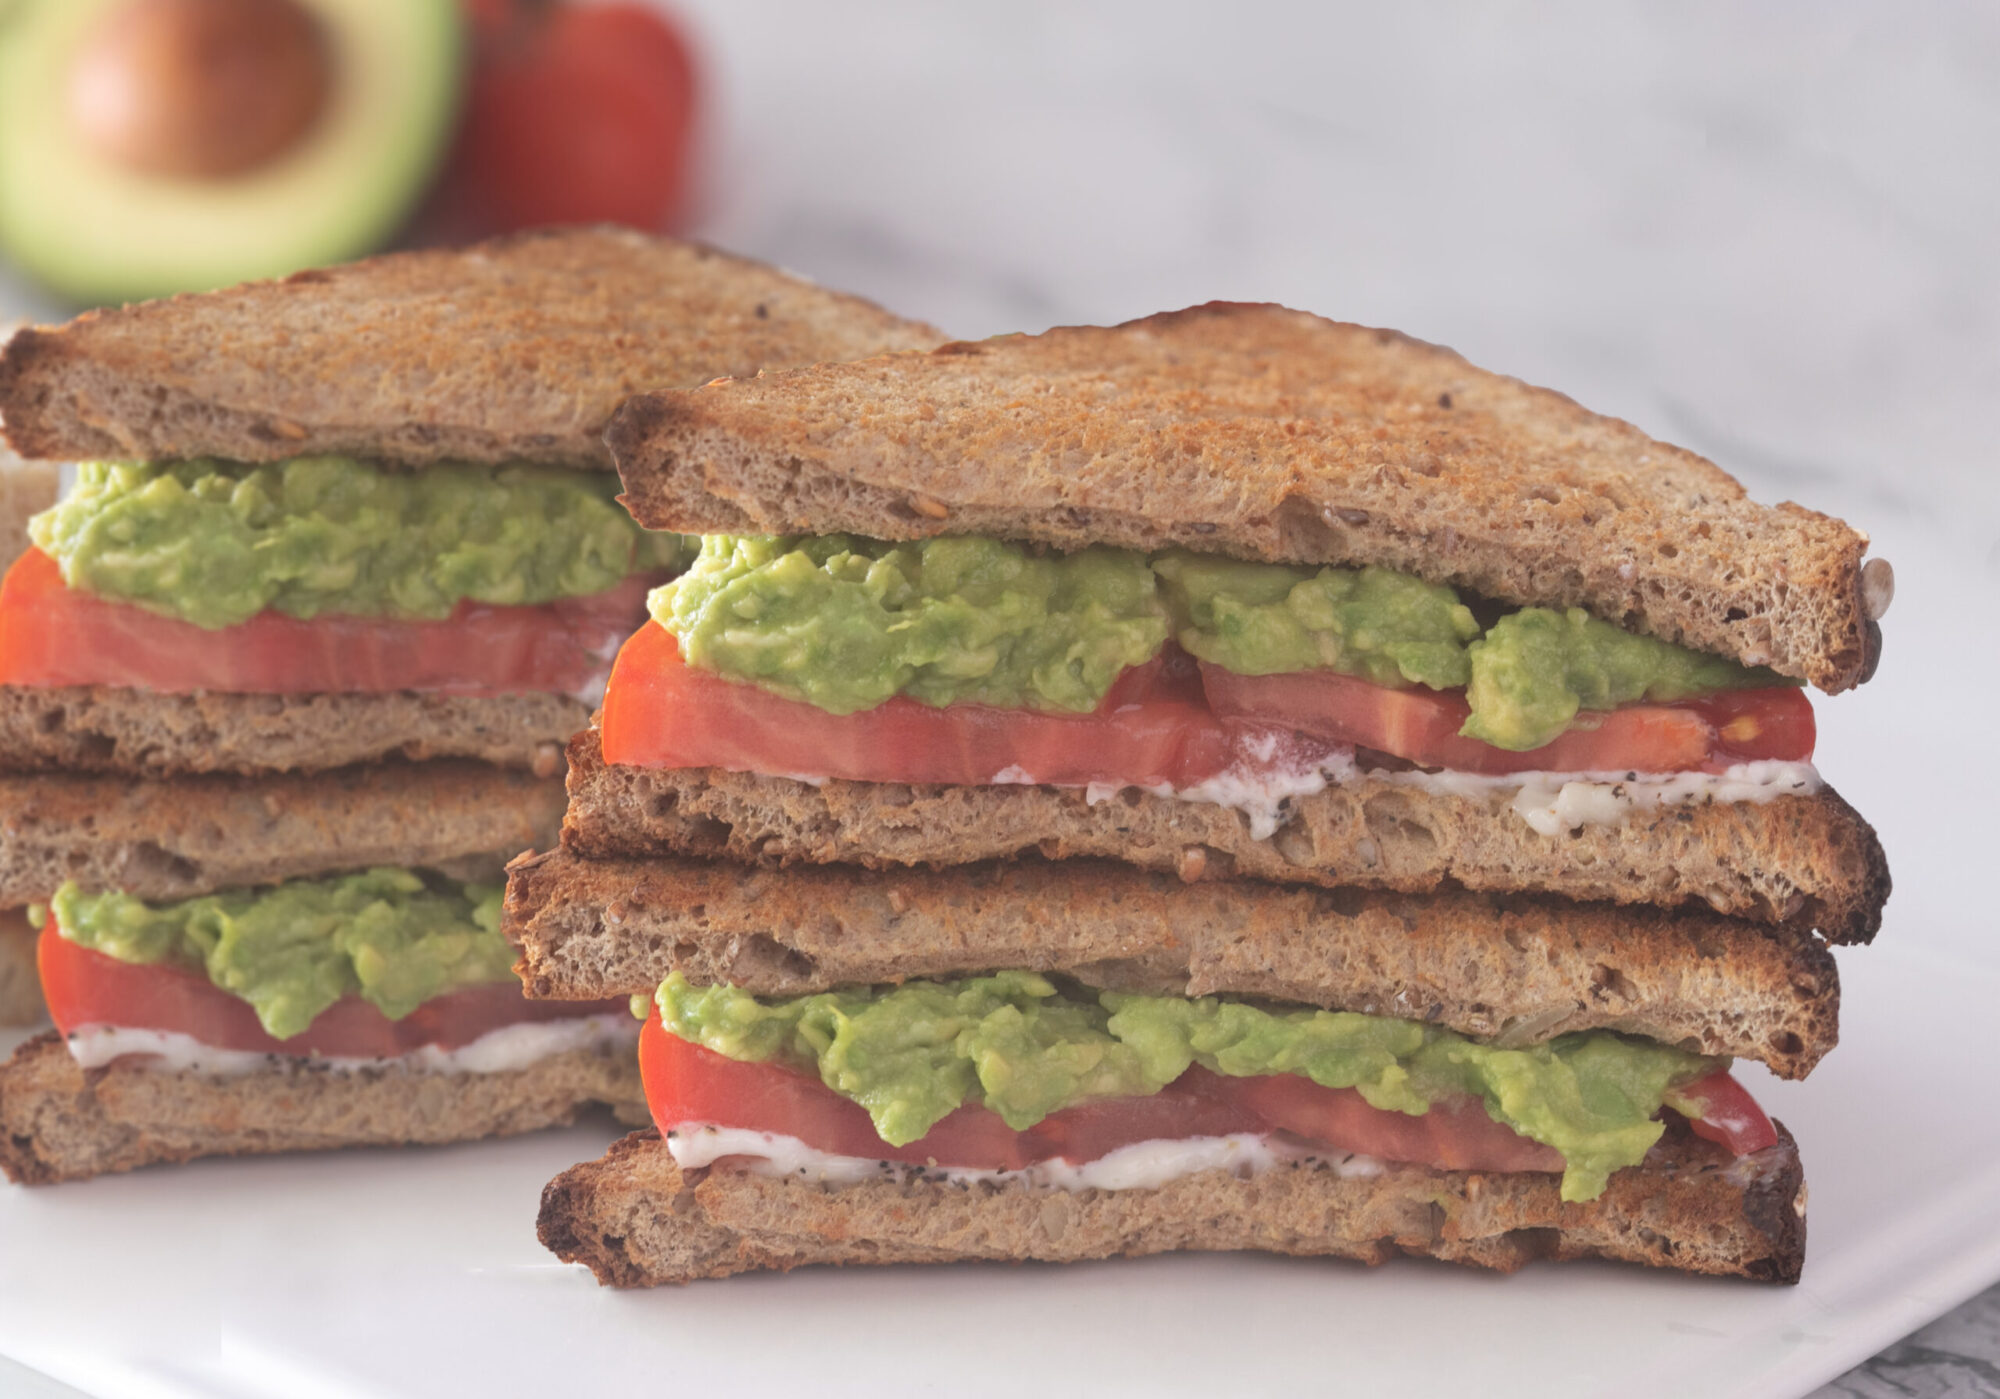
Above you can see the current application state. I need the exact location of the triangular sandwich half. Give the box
[507,849,1824,1284]
[584,304,1889,942]
[0,230,945,1181]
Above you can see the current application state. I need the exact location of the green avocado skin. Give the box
[656,971,1723,1202]
[48,869,516,1041]
[657,535,1784,753]
[31,458,693,630]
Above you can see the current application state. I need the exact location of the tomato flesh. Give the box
[38,925,623,1060]
[1672,1067,1781,1156]
[640,1019,1772,1177]
[601,623,1338,788]
[602,622,1814,787]
[1199,663,1813,775]
[0,549,655,697]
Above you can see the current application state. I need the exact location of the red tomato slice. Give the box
[1228,1072,1565,1172]
[640,1016,1041,1169]
[642,1021,1788,1179]
[0,549,654,697]
[38,925,624,1059]
[601,623,1336,788]
[1671,1068,1780,1156]
[1199,662,1813,774]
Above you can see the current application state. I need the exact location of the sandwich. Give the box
[0,428,58,1024]
[507,303,1890,1283]
[0,227,943,1183]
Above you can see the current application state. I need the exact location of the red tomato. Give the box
[642,1020,1788,1179]
[1229,1073,1565,1173]
[38,925,625,1058]
[1671,1068,1780,1156]
[599,623,1337,788]
[454,2,699,232]
[640,1017,1041,1169]
[0,549,653,696]
[1199,662,1814,774]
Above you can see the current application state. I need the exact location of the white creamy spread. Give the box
[64,1012,638,1077]
[1000,754,1821,837]
[1386,759,1823,836]
[666,1124,1387,1191]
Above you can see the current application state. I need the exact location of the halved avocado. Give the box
[0,0,462,305]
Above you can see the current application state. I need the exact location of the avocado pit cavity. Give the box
[68,0,332,180]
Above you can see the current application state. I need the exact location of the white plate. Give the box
[1,932,1997,1399]
[0,502,1984,1399]
[0,408,1987,1399]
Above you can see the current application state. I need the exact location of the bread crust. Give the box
[537,1125,1807,1285]
[562,729,1890,944]
[505,846,1838,1079]
[0,227,944,469]
[608,303,1879,691]
[0,761,563,905]
[0,911,40,1027]
[0,685,591,776]
[0,1029,646,1185]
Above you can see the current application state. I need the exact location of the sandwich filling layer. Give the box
[642,971,1779,1203]
[601,534,1818,829]
[0,457,691,699]
[37,869,628,1070]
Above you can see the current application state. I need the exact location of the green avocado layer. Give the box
[653,534,1785,752]
[656,970,1724,1201]
[655,534,1171,715]
[48,869,515,1041]
[31,457,694,630]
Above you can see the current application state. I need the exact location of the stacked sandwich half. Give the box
[510,304,1890,1285]
[0,227,941,1183]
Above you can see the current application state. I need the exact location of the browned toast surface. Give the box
[0,1030,644,1185]
[0,227,945,468]
[0,686,591,777]
[0,761,563,905]
[538,1124,1807,1285]
[609,303,1880,690]
[505,846,1838,1079]
[562,730,1890,944]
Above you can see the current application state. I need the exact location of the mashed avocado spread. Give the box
[31,457,693,629]
[653,534,1783,752]
[654,534,1171,714]
[48,869,514,1040]
[656,970,1722,1201]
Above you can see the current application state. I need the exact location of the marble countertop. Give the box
[0,3,1993,1394]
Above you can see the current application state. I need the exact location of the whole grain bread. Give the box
[0,227,945,469]
[504,847,1838,1078]
[0,761,563,906]
[0,1029,645,1185]
[562,730,1889,944]
[608,303,1881,690]
[0,449,59,572]
[537,1123,1807,1285]
[0,910,40,1026]
[0,686,590,776]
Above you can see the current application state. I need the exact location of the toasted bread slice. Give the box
[0,227,945,469]
[506,847,1838,1079]
[0,909,40,1026]
[0,761,562,906]
[0,450,59,572]
[608,303,1881,690]
[562,729,1889,944]
[538,1124,1807,1285]
[0,1029,645,1185]
[0,686,589,777]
